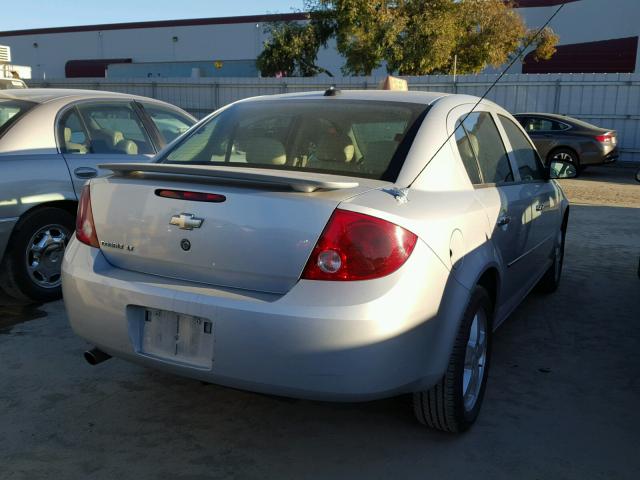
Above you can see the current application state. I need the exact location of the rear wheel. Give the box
[549,148,580,174]
[413,286,493,433]
[0,208,74,303]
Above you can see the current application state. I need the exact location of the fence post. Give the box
[453,54,458,94]
[151,81,157,99]
[214,82,220,109]
[553,78,562,113]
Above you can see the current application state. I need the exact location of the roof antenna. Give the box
[407,4,566,188]
[324,85,340,96]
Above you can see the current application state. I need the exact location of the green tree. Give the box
[256,20,326,77]
[452,0,559,75]
[257,0,558,77]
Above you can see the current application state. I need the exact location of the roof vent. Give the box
[378,75,408,91]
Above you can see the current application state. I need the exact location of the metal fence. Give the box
[30,73,640,161]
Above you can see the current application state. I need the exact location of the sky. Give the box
[1,0,305,31]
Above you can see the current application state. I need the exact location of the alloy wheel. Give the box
[463,308,488,412]
[553,151,575,164]
[25,224,70,289]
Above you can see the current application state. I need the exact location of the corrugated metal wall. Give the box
[30,73,640,161]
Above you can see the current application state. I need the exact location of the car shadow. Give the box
[566,164,638,186]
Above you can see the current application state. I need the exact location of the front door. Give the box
[497,114,560,280]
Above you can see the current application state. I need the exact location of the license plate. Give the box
[141,309,213,368]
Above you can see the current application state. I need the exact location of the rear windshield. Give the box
[160,99,429,181]
[0,99,35,137]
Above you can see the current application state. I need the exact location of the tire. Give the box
[0,207,74,303]
[549,148,581,175]
[536,221,567,294]
[413,286,493,433]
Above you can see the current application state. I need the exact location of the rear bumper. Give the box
[62,238,469,401]
[581,145,618,166]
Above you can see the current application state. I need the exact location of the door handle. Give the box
[535,204,545,211]
[74,167,98,179]
[497,215,511,227]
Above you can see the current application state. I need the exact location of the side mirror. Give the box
[549,159,578,179]
[635,169,640,183]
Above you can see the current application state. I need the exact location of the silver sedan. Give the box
[0,89,195,302]
[62,89,571,432]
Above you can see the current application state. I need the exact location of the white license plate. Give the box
[141,309,213,368]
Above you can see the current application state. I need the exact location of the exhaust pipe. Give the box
[84,347,112,366]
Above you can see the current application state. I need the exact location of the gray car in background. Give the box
[514,113,618,173]
[0,89,195,302]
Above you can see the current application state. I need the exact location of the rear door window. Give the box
[499,115,546,182]
[76,102,154,155]
[459,112,513,184]
[454,121,482,185]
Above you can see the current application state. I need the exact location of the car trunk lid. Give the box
[90,164,384,294]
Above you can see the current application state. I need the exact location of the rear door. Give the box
[497,114,559,277]
[451,108,532,306]
[59,101,156,195]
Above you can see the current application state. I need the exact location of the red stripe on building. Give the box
[522,36,639,73]
[512,0,581,7]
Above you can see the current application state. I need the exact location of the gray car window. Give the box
[76,103,154,155]
[460,112,513,184]
[524,117,568,132]
[499,115,546,182]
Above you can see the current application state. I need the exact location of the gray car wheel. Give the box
[413,286,493,433]
[0,207,74,303]
[550,148,580,174]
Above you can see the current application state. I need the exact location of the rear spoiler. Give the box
[99,163,359,193]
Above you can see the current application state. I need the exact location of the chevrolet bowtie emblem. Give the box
[170,213,204,230]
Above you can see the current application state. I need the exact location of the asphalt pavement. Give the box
[1,165,639,479]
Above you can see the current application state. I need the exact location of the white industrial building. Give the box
[0,0,638,80]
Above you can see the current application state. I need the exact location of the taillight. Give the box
[595,133,614,143]
[301,209,418,281]
[76,184,100,248]
[155,189,226,203]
